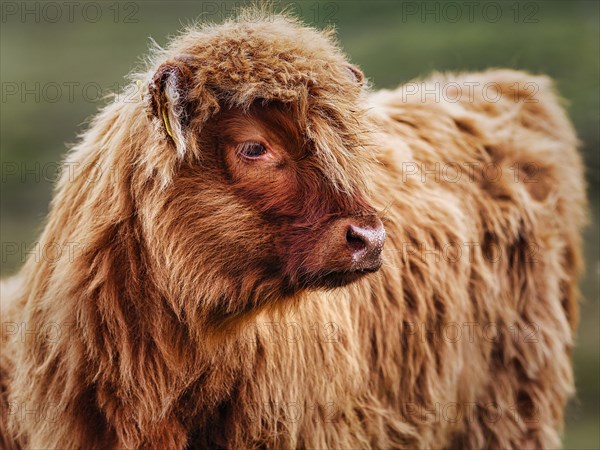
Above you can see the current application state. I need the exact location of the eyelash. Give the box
[237,142,268,159]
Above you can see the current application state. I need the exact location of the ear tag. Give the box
[161,105,174,139]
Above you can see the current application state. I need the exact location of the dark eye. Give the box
[238,142,267,159]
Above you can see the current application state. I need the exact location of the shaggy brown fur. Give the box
[0,8,587,450]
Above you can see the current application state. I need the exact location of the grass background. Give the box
[1,1,598,447]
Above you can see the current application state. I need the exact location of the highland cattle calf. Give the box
[0,9,587,450]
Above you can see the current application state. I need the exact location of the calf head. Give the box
[137,12,385,324]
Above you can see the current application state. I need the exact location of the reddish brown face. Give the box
[207,103,386,291]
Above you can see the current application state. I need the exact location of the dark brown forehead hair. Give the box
[216,101,305,157]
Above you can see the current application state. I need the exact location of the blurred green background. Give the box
[1,1,598,447]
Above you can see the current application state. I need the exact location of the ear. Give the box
[148,59,195,157]
[344,64,365,85]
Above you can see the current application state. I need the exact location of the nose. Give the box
[345,218,386,271]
